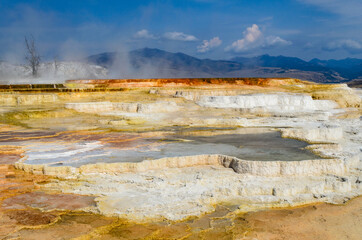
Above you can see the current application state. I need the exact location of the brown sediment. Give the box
[5,209,59,226]
[0,154,23,164]
[0,163,107,239]
[0,145,24,164]
[0,144,101,239]
[238,196,362,240]
[2,192,96,211]
[3,212,117,240]
[0,162,55,238]
[66,198,362,239]
[0,130,58,142]
[1,197,360,239]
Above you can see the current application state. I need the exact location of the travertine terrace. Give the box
[0,78,361,238]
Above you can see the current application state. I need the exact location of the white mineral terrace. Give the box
[13,91,362,222]
[197,93,338,112]
[65,101,181,114]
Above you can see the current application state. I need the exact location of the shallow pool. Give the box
[11,128,320,167]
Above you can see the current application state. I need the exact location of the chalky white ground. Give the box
[16,92,362,221]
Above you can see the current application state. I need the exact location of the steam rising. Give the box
[0,61,107,84]
[107,51,198,79]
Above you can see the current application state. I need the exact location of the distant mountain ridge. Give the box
[85,48,362,83]
[231,55,328,72]
[130,48,241,74]
[309,58,362,80]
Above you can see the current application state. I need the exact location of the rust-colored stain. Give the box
[66,77,308,88]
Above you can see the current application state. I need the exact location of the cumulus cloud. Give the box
[134,29,157,39]
[163,32,198,41]
[324,39,362,53]
[225,24,291,52]
[225,24,262,52]
[197,37,222,53]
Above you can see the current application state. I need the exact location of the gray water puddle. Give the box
[17,128,320,167]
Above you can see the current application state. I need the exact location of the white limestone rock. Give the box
[281,125,344,143]
[197,93,338,113]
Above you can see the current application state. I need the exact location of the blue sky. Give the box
[1,0,362,62]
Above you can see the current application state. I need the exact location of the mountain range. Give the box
[87,48,362,83]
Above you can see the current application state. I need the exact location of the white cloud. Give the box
[225,24,263,52]
[163,32,198,41]
[134,29,157,39]
[324,39,362,53]
[225,24,291,52]
[134,30,198,42]
[197,37,222,53]
[265,36,292,46]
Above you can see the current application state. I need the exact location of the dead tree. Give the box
[53,55,59,76]
[25,35,41,77]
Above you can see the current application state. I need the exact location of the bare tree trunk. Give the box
[53,55,59,76]
[25,35,41,78]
